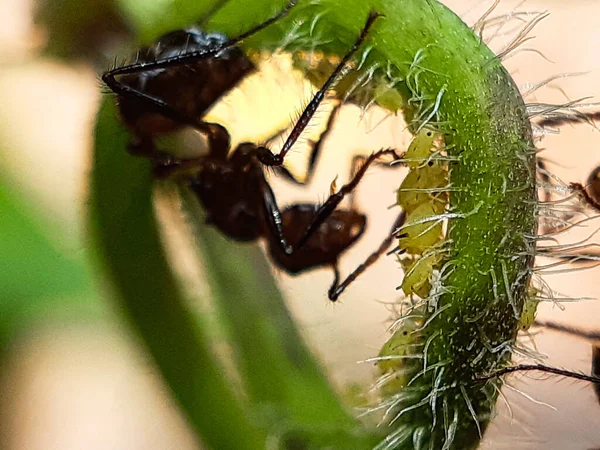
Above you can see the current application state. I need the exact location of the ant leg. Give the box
[304,103,343,184]
[536,248,600,269]
[347,152,401,209]
[262,125,302,183]
[273,102,343,185]
[535,320,600,341]
[254,161,294,254]
[474,364,600,385]
[102,0,297,90]
[328,210,406,301]
[295,148,399,250]
[254,149,399,258]
[257,10,383,168]
[350,152,402,176]
[330,265,341,298]
[536,158,553,204]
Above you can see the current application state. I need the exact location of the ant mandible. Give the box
[103,1,405,302]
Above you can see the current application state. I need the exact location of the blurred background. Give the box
[1,0,600,448]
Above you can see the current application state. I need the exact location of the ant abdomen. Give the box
[268,205,367,274]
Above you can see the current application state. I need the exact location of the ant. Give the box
[103,1,406,301]
[536,112,600,265]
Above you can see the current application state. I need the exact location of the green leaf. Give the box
[0,169,96,351]
[35,0,128,61]
[89,99,266,450]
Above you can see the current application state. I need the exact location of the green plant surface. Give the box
[206,1,536,447]
[90,100,269,450]
[115,0,214,43]
[0,167,98,357]
[92,0,537,448]
[35,0,128,61]
[91,96,381,449]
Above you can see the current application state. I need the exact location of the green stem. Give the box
[180,190,381,448]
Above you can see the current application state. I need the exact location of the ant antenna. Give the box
[474,363,600,384]
[264,10,383,167]
[107,0,298,78]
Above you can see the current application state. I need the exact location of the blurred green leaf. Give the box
[0,170,97,350]
[116,0,205,42]
[114,0,296,45]
[89,99,267,449]
[36,0,129,62]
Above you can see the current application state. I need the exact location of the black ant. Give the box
[103,2,405,301]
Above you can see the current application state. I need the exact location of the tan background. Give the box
[1,0,600,448]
